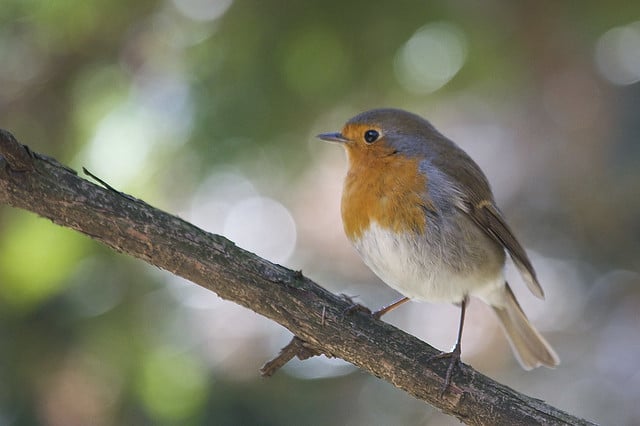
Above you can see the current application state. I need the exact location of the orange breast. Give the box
[341,147,431,241]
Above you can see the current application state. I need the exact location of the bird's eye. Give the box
[363,129,379,143]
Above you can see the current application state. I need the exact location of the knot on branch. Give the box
[0,129,35,172]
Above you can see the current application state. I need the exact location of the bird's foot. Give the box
[344,302,374,317]
[427,343,462,397]
[339,294,373,317]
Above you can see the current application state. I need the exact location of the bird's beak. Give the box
[316,132,349,143]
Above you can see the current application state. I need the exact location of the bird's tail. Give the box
[491,284,559,370]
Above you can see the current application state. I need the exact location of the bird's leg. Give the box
[371,296,410,319]
[429,296,468,395]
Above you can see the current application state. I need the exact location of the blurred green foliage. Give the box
[1,0,640,425]
[0,213,90,312]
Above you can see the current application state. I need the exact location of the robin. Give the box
[318,108,559,386]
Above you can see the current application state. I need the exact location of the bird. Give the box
[317,108,559,387]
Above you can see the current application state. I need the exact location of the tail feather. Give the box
[492,284,559,370]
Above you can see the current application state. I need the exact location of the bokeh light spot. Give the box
[595,21,640,85]
[0,214,89,312]
[171,0,233,22]
[394,22,467,94]
[81,105,155,187]
[223,196,297,264]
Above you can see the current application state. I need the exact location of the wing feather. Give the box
[461,200,544,299]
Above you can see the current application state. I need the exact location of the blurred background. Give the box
[1,0,639,425]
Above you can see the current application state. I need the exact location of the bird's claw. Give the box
[426,345,462,397]
[339,294,373,317]
[342,302,373,317]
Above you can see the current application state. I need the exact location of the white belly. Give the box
[352,221,505,303]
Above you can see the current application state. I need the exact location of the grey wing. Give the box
[460,200,545,299]
[421,137,545,298]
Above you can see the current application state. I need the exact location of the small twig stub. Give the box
[260,336,323,377]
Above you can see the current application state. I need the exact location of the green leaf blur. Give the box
[0,213,90,312]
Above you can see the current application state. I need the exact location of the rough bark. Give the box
[0,129,594,426]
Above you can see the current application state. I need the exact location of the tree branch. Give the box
[0,130,593,426]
